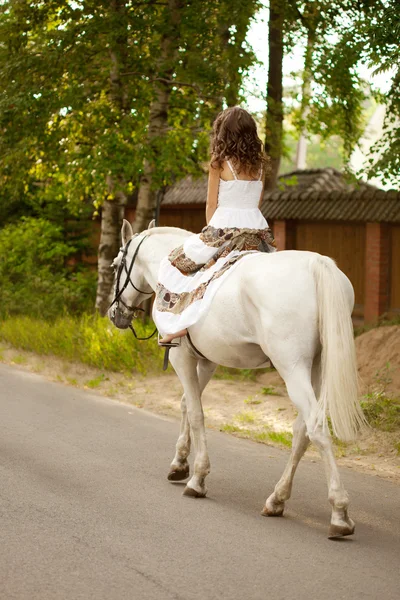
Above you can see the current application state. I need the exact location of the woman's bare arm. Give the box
[206,166,220,224]
[258,176,265,209]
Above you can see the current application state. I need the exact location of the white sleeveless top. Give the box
[209,159,268,230]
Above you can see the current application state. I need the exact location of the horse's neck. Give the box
[141,233,189,290]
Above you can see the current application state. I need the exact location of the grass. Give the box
[220,421,293,448]
[244,395,262,405]
[235,410,257,424]
[220,423,246,434]
[0,314,270,380]
[85,373,107,388]
[0,314,164,375]
[361,391,400,432]
[261,386,281,396]
[12,354,27,365]
[254,430,293,447]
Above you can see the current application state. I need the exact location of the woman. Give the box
[156,106,276,346]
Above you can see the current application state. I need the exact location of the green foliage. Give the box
[280,0,400,177]
[213,367,261,381]
[0,0,260,221]
[0,218,96,318]
[360,363,400,432]
[281,129,344,171]
[0,314,163,375]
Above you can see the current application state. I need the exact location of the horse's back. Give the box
[194,251,319,339]
[190,249,354,367]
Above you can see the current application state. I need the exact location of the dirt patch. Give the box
[356,325,400,395]
[0,336,399,483]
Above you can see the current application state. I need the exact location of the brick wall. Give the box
[364,223,391,323]
[272,220,296,250]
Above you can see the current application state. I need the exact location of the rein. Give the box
[109,235,158,341]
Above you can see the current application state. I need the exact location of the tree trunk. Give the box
[95,0,129,313]
[95,184,127,316]
[265,0,285,190]
[133,0,183,233]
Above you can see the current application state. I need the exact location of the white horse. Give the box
[109,220,366,538]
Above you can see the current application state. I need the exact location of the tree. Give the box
[361,0,400,185]
[133,0,261,232]
[133,0,185,234]
[0,0,261,314]
[265,0,285,189]
[264,0,388,187]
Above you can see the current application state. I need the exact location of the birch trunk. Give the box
[95,0,129,313]
[265,0,284,190]
[133,0,183,233]
[95,186,127,316]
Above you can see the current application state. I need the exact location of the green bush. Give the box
[361,391,400,432]
[0,314,163,375]
[0,217,96,317]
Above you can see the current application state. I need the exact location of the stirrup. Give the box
[157,333,182,348]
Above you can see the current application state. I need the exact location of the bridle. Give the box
[109,235,158,341]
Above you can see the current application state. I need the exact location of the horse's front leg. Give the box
[169,351,212,498]
[167,393,191,481]
[168,359,216,483]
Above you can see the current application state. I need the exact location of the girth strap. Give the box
[186,331,207,360]
[162,331,207,371]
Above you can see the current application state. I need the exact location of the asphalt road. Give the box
[1,363,399,600]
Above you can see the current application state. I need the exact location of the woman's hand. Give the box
[206,165,220,224]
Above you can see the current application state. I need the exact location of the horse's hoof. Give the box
[183,485,207,498]
[261,495,285,517]
[167,465,190,481]
[328,522,355,539]
[261,502,284,517]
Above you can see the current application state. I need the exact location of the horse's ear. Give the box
[148,219,156,229]
[121,219,133,246]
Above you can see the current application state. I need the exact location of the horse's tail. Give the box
[311,255,367,441]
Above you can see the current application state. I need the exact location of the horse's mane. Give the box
[144,226,192,237]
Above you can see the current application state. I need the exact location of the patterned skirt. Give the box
[154,225,276,335]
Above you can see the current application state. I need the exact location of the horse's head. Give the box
[108,219,156,330]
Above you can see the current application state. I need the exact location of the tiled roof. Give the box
[261,189,400,223]
[162,168,400,223]
[273,167,375,193]
[163,175,207,205]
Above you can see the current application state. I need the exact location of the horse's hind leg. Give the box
[262,414,310,516]
[262,354,321,515]
[278,364,354,538]
[308,425,355,538]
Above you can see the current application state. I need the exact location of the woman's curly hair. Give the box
[210,107,270,179]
